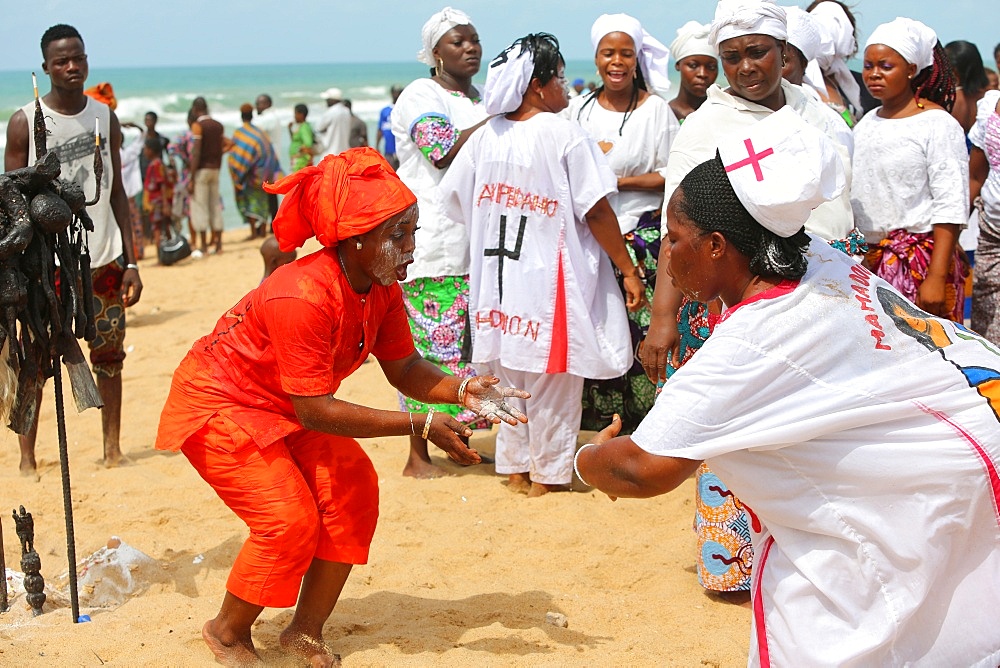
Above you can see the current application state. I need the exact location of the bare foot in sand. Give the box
[527,482,570,498]
[202,620,261,667]
[402,455,449,479]
[504,473,531,494]
[279,627,341,667]
[103,453,131,468]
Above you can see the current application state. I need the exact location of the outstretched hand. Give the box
[463,375,529,425]
[427,413,480,465]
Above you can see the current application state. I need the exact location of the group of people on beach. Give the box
[7,1,1000,665]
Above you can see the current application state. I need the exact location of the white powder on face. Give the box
[370,237,414,286]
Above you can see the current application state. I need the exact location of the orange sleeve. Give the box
[191,121,204,138]
[371,285,417,362]
[264,297,337,397]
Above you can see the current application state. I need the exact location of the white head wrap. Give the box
[670,21,716,62]
[865,17,938,71]
[716,106,845,237]
[708,0,787,51]
[483,42,536,115]
[590,14,672,97]
[417,7,473,67]
[783,7,822,63]
[804,1,861,112]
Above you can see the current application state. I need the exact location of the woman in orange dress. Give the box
[155,147,528,667]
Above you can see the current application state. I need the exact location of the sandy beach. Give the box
[0,230,750,666]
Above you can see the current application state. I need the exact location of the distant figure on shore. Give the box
[255,94,285,221]
[5,23,142,474]
[571,77,586,97]
[118,120,147,260]
[986,67,999,91]
[168,111,198,252]
[189,97,228,254]
[376,85,403,169]
[143,136,175,251]
[288,103,315,172]
[228,103,282,240]
[259,236,297,281]
[314,87,351,158]
[343,99,368,148]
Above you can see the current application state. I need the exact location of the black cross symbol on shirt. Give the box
[484,214,527,303]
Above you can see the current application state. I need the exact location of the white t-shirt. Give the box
[120,127,145,199]
[254,107,285,170]
[23,97,122,268]
[851,108,969,242]
[663,81,854,242]
[440,113,632,379]
[564,92,677,234]
[632,238,1000,666]
[314,102,351,159]
[391,78,487,280]
[970,89,1000,230]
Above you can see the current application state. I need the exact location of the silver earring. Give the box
[356,240,362,250]
[540,90,545,101]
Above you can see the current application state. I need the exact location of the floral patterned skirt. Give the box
[580,211,660,435]
[866,228,969,323]
[694,463,753,591]
[398,275,490,429]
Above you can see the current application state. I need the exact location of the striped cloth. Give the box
[227,122,283,193]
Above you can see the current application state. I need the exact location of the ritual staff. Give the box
[578,107,1000,666]
[155,148,528,667]
[441,33,643,497]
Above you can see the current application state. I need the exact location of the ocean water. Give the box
[0,60,675,229]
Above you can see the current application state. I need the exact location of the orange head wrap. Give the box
[263,147,417,252]
[84,82,117,110]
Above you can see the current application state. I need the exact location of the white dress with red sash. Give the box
[440,113,631,380]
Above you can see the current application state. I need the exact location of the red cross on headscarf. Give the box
[724,138,774,182]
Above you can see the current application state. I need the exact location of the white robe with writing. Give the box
[633,238,1000,666]
[440,113,631,379]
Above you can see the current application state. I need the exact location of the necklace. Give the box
[337,247,367,349]
[336,247,362,296]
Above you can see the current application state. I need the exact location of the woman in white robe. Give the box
[577,106,1000,667]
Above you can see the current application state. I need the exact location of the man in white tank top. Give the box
[4,24,142,475]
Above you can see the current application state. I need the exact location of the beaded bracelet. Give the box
[573,443,597,487]
[457,377,471,405]
[421,408,435,440]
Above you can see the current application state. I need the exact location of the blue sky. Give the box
[5,0,997,70]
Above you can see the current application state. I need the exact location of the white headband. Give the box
[590,13,672,96]
[709,0,787,50]
[670,21,716,62]
[716,106,845,238]
[483,42,536,115]
[417,6,473,67]
[865,17,937,72]
[805,1,861,111]
[783,6,822,63]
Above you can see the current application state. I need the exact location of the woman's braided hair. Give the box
[911,41,957,112]
[676,154,810,280]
